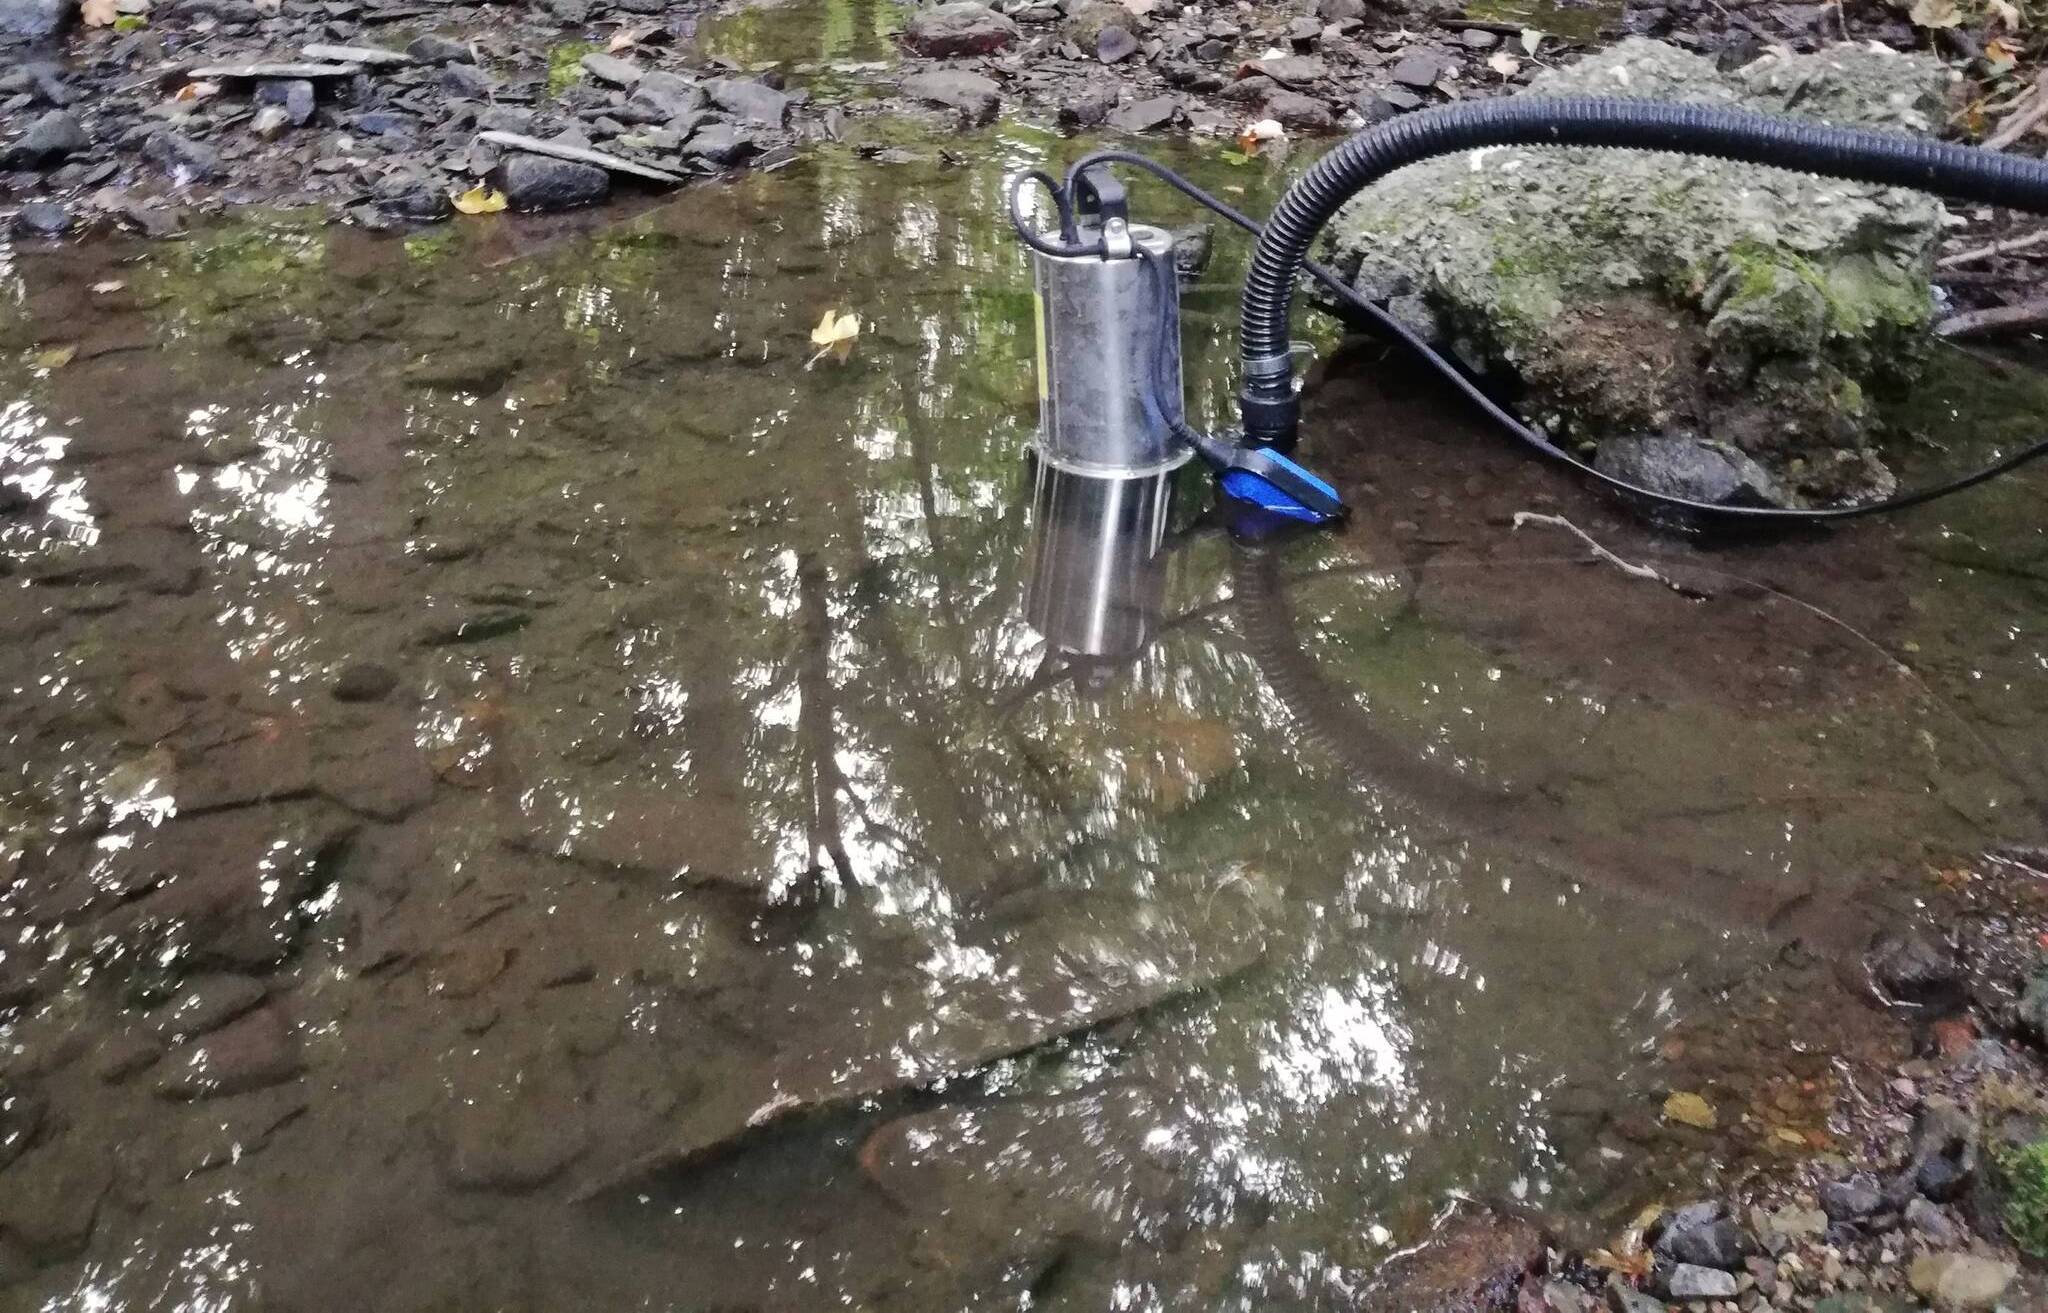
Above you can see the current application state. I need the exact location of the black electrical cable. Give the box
[1052,107,2048,525]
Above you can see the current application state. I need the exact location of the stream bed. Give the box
[2,120,2046,1310]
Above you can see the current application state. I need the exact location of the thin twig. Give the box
[1984,71,2048,150]
[1936,226,2048,268]
[1933,295,2048,339]
[1510,511,1692,594]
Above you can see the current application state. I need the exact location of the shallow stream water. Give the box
[2,118,2046,1310]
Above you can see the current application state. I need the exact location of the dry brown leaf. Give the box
[451,185,507,215]
[606,25,650,52]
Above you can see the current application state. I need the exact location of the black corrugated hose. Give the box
[1056,98,2048,525]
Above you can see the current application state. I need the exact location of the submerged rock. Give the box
[1321,39,1950,509]
[1595,434,1783,507]
[156,1006,304,1099]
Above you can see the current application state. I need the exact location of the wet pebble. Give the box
[142,129,219,183]
[1371,85,1428,113]
[331,660,400,702]
[1868,928,1961,1005]
[682,123,757,165]
[1604,1280,1667,1312]
[10,200,74,237]
[155,1005,304,1100]
[580,50,642,86]
[1263,87,1334,130]
[1904,1197,1961,1246]
[406,32,472,63]
[489,154,608,211]
[92,1030,165,1085]
[439,61,495,98]
[1907,1252,2014,1310]
[1663,1263,1737,1300]
[1819,1173,1884,1221]
[416,605,533,644]
[902,0,1020,57]
[1096,23,1139,61]
[0,109,86,170]
[903,69,1001,126]
[429,941,512,1000]
[1057,85,1116,126]
[1107,93,1178,132]
[1654,1201,1755,1270]
[1389,48,1444,90]
[154,972,268,1043]
[436,1071,588,1193]
[704,76,791,127]
[1906,1096,1978,1202]
[255,77,317,126]
[0,1086,44,1172]
[315,732,436,820]
[0,1138,111,1260]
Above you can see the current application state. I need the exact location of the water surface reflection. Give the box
[0,127,2041,1311]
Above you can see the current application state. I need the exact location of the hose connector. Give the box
[1238,352,1300,449]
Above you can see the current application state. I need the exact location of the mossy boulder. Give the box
[1320,38,1954,507]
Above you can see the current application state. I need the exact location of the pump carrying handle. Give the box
[1070,166,1130,231]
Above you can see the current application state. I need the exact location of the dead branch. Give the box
[1933,295,2048,339]
[1510,511,1691,594]
[1937,226,2048,268]
[1984,71,2048,151]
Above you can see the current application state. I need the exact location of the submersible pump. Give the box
[1012,99,2048,527]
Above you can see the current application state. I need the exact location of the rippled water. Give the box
[1,121,2045,1310]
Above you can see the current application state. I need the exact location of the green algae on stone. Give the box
[1320,38,1952,507]
[546,39,595,98]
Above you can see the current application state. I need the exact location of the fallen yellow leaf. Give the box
[1663,1090,1718,1130]
[32,345,77,370]
[810,309,860,347]
[452,185,508,215]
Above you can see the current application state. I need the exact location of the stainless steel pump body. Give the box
[1029,222,1190,477]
